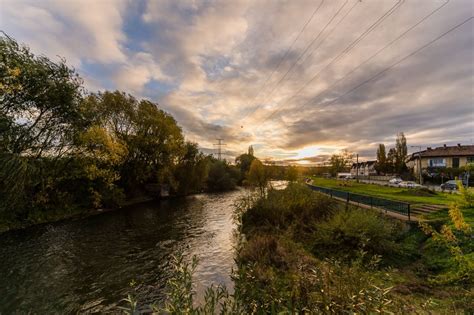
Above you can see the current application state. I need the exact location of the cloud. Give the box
[2,0,473,161]
[114,52,170,94]
[1,0,128,66]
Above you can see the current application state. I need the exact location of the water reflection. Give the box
[0,189,246,313]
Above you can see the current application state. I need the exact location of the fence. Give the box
[307,184,411,220]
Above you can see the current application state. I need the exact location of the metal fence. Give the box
[307,184,411,220]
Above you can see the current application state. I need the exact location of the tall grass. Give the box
[119,183,473,314]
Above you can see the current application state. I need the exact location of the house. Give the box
[406,144,474,175]
[350,160,378,177]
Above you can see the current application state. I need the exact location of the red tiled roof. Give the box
[409,145,474,160]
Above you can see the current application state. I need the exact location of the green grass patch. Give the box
[310,177,461,205]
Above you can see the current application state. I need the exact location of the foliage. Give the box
[241,183,335,233]
[395,132,408,174]
[173,142,209,195]
[235,153,255,184]
[457,179,474,208]
[0,34,84,157]
[206,159,238,192]
[419,180,473,285]
[329,150,352,176]
[285,165,298,182]
[246,159,269,196]
[0,34,240,232]
[375,143,387,173]
[235,183,472,313]
[0,34,86,223]
[120,253,243,314]
[80,91,185,194]
[311,208,403,260]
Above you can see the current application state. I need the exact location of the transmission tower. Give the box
[213,139,226,160]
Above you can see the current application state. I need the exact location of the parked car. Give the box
[398,181,422,188]
[388,177,403,186]
[440,180,458,191]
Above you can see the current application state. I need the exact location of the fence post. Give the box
[370,197,373,209]
[346,193,350,210]
[408,204,411,222]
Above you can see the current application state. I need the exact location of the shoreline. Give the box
[0,187,244,235]
[0,196,155,235]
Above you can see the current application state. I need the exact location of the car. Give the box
[398,181,422,188]
[388,177,403,185]
[440,180,458,191]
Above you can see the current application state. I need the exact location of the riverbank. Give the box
[233,183,473,313]
[0,195,156,234]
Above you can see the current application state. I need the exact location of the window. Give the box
[468,156,474,163]
[429,158,446,167]
[452,157,460,168]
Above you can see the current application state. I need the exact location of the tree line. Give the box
[0,35,303,231]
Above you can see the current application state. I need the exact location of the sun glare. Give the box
[295,145,321,159]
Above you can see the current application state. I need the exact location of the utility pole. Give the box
[356,154,359,182]
[213,139,226,161]
[411,145,423,185]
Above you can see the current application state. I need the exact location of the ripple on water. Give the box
[0,188,247,313]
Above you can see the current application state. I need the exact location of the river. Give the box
[0,189,247,313]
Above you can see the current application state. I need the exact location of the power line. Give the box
[259,0,404,124]
[238,0,353,125]
[283,0,360,82]
[238,0,325,116]
[263,0,449,123]
[294,15,473,122]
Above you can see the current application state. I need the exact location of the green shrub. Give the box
[241,183,335,233]
[311,207,404,260]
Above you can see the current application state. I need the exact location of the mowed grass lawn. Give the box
[309,177,462,206]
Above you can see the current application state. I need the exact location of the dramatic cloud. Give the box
[1,0,473,162]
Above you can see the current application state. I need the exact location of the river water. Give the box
[0,189,247,313]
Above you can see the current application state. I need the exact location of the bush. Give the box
[236,236,396,314]
[311,207,404,260]
[241,183,336,233]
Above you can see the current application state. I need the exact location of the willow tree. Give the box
[0,34,84,217]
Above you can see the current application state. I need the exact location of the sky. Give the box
[1,0,473,164]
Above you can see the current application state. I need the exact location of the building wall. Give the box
[410,156,472,174]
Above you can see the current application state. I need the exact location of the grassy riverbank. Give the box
[118,183,473,313]
[310,177,463,205]
[233,183,473,313]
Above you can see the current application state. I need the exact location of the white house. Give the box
[350,160,378,177]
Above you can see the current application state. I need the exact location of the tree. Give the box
[0,34,84,157]
[0,34,84,216]
[248,145,254,156]
[174,142,208,195]
[80,91,185,194]
[376,144,387,174]
[247,159,268,196]
[235,152,256,184]
[329,150,353,176]
[206,159,237,192]
[395,132,408,174]
[386,148,397,174]
[286,166,298,182]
